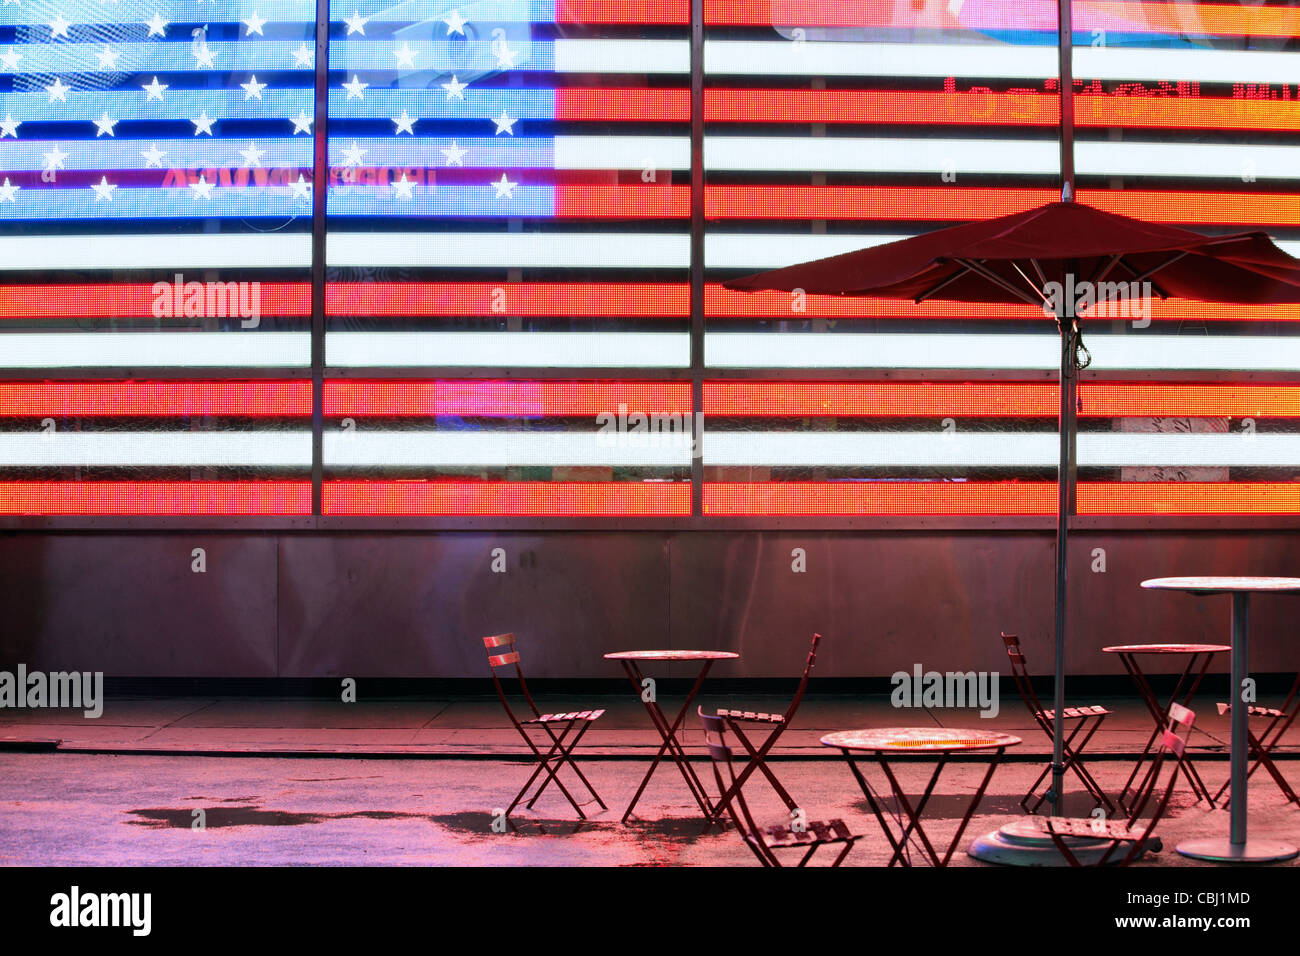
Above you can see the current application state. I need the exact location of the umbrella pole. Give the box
[1052,311,1078,817]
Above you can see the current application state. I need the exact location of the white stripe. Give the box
[707,233,905,269]
[555,38,689,74]
[0,234,311,271]
[706,332,1300,371]
[1077,141,1300,181]
[702,40,1300,85]
[710,232,1300,271]
[705,136,1297,181]
[327,232,689,268]
[555,136,689,171]
[328,331,690,368]
[0,432,310,467]
[1075,46,1300,85]
[704,41,1056,78]
[706,431,1300,467]
[0,333,308,368]
[325,431,690,467]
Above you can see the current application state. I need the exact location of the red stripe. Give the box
[704,186,1300,228]
[701,88,1300,133]
[327,282,690,317]
[0,381,311,416]
[703,0,1300,38]
[0,283,311,319]
[705,285,1300,322]
[556,0,690,24]
[704,482,1300,516]
[0,482,312,516]
[325,380,692,417]
[554,184,689,218]
[324,481,691,516]
[556,88,689,122]
[704,382,1300,418]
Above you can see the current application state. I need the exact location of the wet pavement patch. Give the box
[126,807,429,828]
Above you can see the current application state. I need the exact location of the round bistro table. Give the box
[1141,576,1300,863]
[821,727,1021,867]
[604,650,740,822]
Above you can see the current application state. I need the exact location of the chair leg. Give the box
[528,720,606,810]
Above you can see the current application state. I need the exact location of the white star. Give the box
[291,110,312,134]
[241,75,267,100]
[239,142,266,167]
[49,13,70,39]
[341,141,367,167]
[241,11,265,36]
[141,75,167,102]
[46,77,71,103]
[42,145,69,172]
[189,174,214,200]
[342,74,368,100]
[0,114,19,138]
[140,144,166,167]
[440,141,466,166]
[492,110,515,135]
[444,9,466,35]
[344,10,368,35]
[441,74,467,100]
[91,176,117,201]
[492,173,517,199]
[192,110,215,135]
[292,42,313,67]
[391,172,415,200]
[290,174,310,200]
[0,48,20,71]
[0,178,19,203]
[96,45,120,70]
[145,12,167,37]
[392,109,416,135]
[92,112,116,137]
[494,40,517,70]
[392,42,416,68]
[193,42,216,68]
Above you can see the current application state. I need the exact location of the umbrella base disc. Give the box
[1177,838,1298,863]
[968,820,1121,867]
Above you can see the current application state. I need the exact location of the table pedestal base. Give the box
[968,820,1120,867]
[1176,837,1298,863]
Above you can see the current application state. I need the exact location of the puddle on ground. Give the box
[428,809,721,841]
[126,807,430,828]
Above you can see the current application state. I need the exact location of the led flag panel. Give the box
[701,0,1300,517]
[0,2,316,514]
[322,1,692,516]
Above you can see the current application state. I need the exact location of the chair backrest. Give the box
[1119,702,1195,863]
[779,632,823,724]
[1000,632,1049,722]
[482,632,541,725]
[698,707,776,865]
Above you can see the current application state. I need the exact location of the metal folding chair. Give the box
[1031,703,1196,866]
[708,632,821,822]
[699,707,861,866]
[1001,631,1116,814]
[1214,671,1300,807]
[483,633,607,820]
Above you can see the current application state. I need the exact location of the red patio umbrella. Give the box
[724,198,1300,826]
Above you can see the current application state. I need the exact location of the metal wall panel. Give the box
[2,531,1298,678]
[0,534,278,676]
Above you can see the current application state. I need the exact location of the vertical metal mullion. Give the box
[310,0,330,519]
[1057,0,1075,201]
[689,0,705,517]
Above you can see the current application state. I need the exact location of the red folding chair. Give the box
[1214,671,1300,807]
[483,633,607,820]
[1001,631,1116,814]
[708,632,821,822]
[1031,703,1196,866]
[699,707,861,867]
